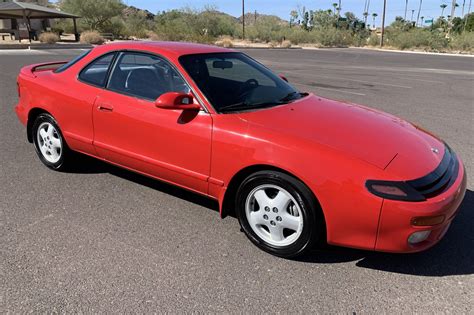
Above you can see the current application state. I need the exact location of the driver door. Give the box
[92,52,212,194]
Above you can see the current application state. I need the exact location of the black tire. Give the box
[235,170,324,258]
[32,113,71,171]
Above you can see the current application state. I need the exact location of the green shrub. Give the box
[385,28,448,51]
[450,32,474,52]
[313,27,353,47]
[80,31,105,45]
[368,34,379,46]
[39,32,59,44]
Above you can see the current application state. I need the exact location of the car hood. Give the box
[237,94,444,178]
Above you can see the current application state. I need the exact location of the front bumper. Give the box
[375,156,467,253]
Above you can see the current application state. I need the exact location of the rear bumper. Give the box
[375,156,467,253]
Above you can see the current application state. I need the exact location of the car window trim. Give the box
[78,49,209,113]
[77,51,118,88]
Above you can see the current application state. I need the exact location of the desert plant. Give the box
[367,33,379,46]
[215,35,233,47]
[80,31,105,45]
[268,40,279,48]
[450,32,474,52]
[313,27,353,47]
[281,39,292,48]
[38,32,59,44]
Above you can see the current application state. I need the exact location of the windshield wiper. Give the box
[279,92,308,103]
[219,101,284,113]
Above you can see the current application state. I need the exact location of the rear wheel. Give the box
[32,114,71,171]
[236,170,323,258]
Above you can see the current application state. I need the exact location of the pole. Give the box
[73,18,78,42]
[381,0,387,47]
[404,0,409,20]
[242,0,245,40]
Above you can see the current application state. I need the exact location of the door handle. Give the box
[97,104,114,112]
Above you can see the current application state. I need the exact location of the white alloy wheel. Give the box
[36,122,62,163]
[245,184,304,247]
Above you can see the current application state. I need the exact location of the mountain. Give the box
[122,5,155,20]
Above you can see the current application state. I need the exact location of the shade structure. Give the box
[0,1,80,42]
[0,1,79,19]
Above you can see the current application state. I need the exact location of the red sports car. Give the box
[15,42,467,257]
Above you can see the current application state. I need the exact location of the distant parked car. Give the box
[15,42,467,257]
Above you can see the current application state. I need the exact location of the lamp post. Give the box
[242,0,245,40]
[381,0,387,47]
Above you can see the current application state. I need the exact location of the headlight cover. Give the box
[366,180,426,202]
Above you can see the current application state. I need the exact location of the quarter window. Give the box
[79,53,115,87]
[107,52,190,100]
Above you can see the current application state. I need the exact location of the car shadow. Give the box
[67,155,473,276]
[67,153,220,211]
[300,189,474,277]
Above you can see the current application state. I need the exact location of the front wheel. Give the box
[236,170,323,258]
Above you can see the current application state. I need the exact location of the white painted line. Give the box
[350,47,474,58]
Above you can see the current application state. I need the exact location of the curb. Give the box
[0,44,92,50]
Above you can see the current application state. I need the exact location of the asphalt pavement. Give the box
[1,47,473,313]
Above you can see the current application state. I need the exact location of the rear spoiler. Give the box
[20,61,68,78]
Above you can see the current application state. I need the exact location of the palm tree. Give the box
[421,16,424,26]
[416,0,423,26]
[363,11,369,25]
[372,12,378,27]
[440,3,448,17]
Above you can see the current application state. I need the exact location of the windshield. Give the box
[179,52,305,113]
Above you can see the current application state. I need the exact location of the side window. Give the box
[79,53,115,87]
[107,52,190,100]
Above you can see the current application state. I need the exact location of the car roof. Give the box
[91,41,234,58]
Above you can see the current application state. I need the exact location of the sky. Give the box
[124,0,471,26]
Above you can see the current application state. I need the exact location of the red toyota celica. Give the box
[15,42,467,257]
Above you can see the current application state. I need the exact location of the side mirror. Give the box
[155,92,201,111]
[279,74,288,82]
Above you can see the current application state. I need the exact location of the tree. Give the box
[372,12,378,27]
[311,9,336,29]
[59,0,125,31]
[290,10,298,27]
[416,0,423,26]
[440,4,448,17]
[363,11,369,25]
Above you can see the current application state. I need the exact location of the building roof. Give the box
[0,1,80,19]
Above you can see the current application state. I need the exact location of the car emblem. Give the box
[431,148,439,154]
